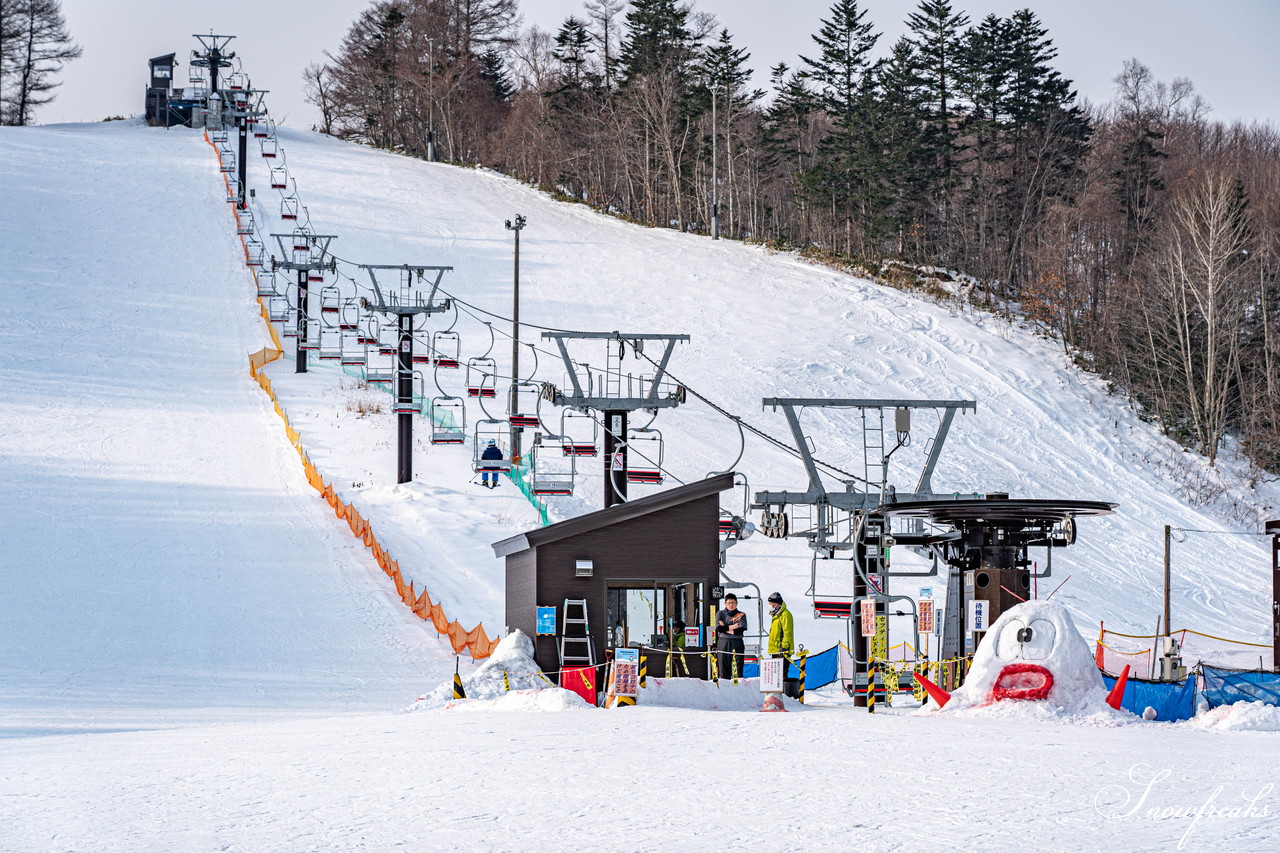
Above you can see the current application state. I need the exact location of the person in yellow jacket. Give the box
[768,592,801,699]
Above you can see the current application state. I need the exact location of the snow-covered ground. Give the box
[3,117,1279,851]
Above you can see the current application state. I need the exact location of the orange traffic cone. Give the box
[1106,664,1130,710]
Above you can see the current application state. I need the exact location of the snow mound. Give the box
[407,631,588,711]
[638,677,802,711]
[1189,701,1280,732]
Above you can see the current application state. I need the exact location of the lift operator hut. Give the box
[493,473,735,686]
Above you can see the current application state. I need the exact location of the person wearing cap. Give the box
[479,439,504,488]
[715,593,747,680]
[767,592,800,699]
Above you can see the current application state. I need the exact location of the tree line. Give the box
[311,0,1280,480]
[0,0,79,125]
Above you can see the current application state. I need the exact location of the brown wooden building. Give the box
[492,473,735,686]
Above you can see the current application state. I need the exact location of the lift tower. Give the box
[270,232,336,374]
[359,265,453,484]
[189,34,234,119]
[541,333,688,508]
[225,87,267,209]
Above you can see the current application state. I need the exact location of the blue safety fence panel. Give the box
[1101,674,1197,722]
[1200,666,1280,709]
[740,646,840,689]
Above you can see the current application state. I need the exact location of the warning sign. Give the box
[759,657,784,693]
[613,661,639,697]
[860,599,876,637]
[919,599,935,633]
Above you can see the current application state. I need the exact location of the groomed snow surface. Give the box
[2,120,1279,851]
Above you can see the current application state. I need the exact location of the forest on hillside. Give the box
[305,0,1280,480]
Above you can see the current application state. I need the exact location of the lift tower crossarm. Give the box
[357,264,453,315]
[540,332,689,411]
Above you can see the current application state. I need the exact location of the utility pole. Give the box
[270,233,337,374]
[1163,524,1172,639]
[711,82,719,241]
[426,37,437,162]
[505,215,526,463]
[1268,518,1279,671]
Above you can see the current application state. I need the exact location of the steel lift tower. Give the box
[541,333,688,508]
[269,232,336,374]
[359,264,453,484]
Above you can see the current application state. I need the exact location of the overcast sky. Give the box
[45,0,1280,128]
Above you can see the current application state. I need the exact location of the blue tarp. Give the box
[1101,674,1197,722]
[740,645,840,690]
[1200,666,1280,708]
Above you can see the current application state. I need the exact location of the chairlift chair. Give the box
[472,420,513,476]
[219,157,235,174]
[507,380,542,429]
[244,239,265,267]
[624,427,665,485]
[466,357,497,398]
[432,330,461,368]
[560,409,599,457]
[298,319,321,351]
[236,208,254,236]
[226,71,246,90]
[257,269,280,298]
[254,118,272,139]
[318,326,342,361]
[280,197,300,221]
[429,396,467,445]
[319,286,341,320]
[340,331,366,366]
[392,370,425,414]
[338,300,360,331]
[358,315,380,347]
[260,137,279,158]
[269,166,289,190]
[529,437,576,496]
[266,295,289,323]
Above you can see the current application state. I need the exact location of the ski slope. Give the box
[2,119,1279,852]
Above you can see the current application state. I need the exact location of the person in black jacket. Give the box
[715,594,748,680]
[479,440,504,488]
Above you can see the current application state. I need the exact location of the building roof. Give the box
[491,472,737,558]
[149,53,177,64]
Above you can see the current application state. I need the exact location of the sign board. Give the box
[685,626,701,648]
[535,606,557,635]
[860,599,876,637]
[614,647,639,664]
[711,585,725,600]
[964,570,975,590]
[612,451,625,470]
[918,599,935,633]
[759,657,784,693]
[868,574,883,593]
[967,599,989,633]
[918,587,933,600]
[934,609,943,637]
[965,634,975,654]
[612,661,639,697]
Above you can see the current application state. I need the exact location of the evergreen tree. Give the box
[478,48,514,102]
[617,0,694,83]
[552,16,593,89]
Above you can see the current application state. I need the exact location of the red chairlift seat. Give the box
[562,443,598,457]
[509,414,540,428]
[813,600,854,618]
[626,470,664,485]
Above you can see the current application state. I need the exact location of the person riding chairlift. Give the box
[480,440,504,489]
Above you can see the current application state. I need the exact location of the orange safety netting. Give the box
[208,129,498,659]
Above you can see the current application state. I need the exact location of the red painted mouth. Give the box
[991,663,1054,701]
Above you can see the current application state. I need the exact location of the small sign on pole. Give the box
[685,626,700,648]
[967,599,989,633]
[918,587,933,600]
[918,599,935,633]
[613,659,639,697]
[536,606,557,635]
[759,657,784,693]
[860,599,876,637]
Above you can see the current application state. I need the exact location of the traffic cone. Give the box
[913,672,951,708]
[1106,664,1130,710]
[760,693,787,712]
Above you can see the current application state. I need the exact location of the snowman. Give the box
[915,599,1129,713]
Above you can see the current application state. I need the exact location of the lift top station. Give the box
[751,397,1114,704]
[358,265,454,484]
[540,332,689,508]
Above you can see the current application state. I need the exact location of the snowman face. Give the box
[988,614,1060,700]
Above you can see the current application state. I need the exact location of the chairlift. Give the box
[319,286,341,320]
[358,315,380,346]
[429,396,467,445]
[507,380,542,429]
[260,137,279,158]
[244,238,265,267]
[236,208,254,235]
[280,197,300,221]
[432,330,461,368]
[298,319,321,351]
[472,420,513,475]
[411,333,432,365]
[269,166,289,189]
[257,269,279,297]
[226,71,246,90]
[529,436,576,496]
[254,118,272,139]
[465,357,497,398]
[338,299,360,331]
[318,326,342,361]
[624,427,664,485]
[266,295,289,323]
[392,370,425,414]
[560,409,599,457]
[340,331,366,366]
[219,157,235,174]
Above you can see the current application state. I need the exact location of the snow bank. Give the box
[407,630,590,711]
[637,677,802,711]
[1189,701,1280,732]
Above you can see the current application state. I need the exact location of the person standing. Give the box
[715,593,748,680]
[767,592,800,699]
